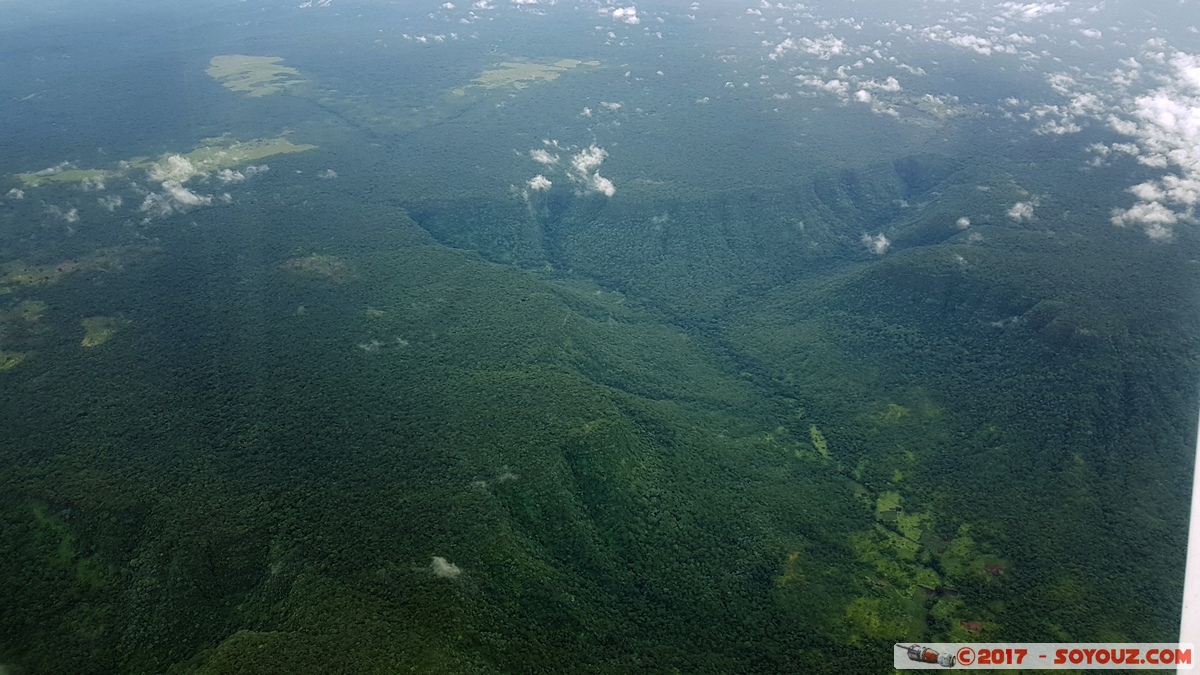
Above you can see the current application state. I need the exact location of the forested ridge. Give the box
[1,151,1195,673]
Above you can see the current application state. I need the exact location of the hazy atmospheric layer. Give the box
[0,0,1198,672]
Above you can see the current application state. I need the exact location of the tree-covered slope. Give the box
[1,154,1194,673]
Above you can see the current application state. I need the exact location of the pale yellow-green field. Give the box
[451,59,601,95]
[207,55,306,97]
[81,316,130,348]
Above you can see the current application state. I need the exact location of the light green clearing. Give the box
[809,424,830,459]
[0,351,29,371]
[279,255,357,285]
[876,491,902,518]
[148,136,318,178]
[207,55,306,97]
[11,300,47,323]
[16,168,114,188]
[451,59,601,95]
[31,506,111,590]
[13,136,316,191]
[81,316,129,348]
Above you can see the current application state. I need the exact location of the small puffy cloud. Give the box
[586,173,616,197]
[98,195,123,211]
[1080,28,1102,39]
[530,149,559,165]
[580,107,592,117]
[139,193,174,218]
[599,101,622,111]
[947,34,998,56]
[859,76,901,93]
[770,35,847,61]
[46,205,79,224]
[611,6,639,24]
[1111,201,1179,240]
[956,216,971,229]
[854,90,872,103]
[569,145,615,197]
[140,180,214,218]
[80,176,106,192]
[571,145,607,176]
[861,232,890,254]
[528,174,552,191]
[216,169,246,183]
[5,188,25,200]
[149,155,201,183]
[996,2,1066,22]
[1130,181,1166,202]
[319,169,338,179]
[1105,51,1200,238]
[164,181,212,207]
[33,161,74,178]
[431,556,462,579]
[796,75,849,97]
[1007,201,1035,221]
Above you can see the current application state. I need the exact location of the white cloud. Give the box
[568,145,616,197]
[33,161,74,178]
[528,174,552,191]
[98,195,123,211]
[861,76,902,92]
[216,169,246,183]
[140,179,214,218]
[529,149,559,165]
[861,232,890,254]
[1111,201,1178,241]
[770,35,847,61]
[956,216,971,229]
[796,75,849,97]
[611,6,639,25]
[1008,199,1036,220]
[1130,181,1165,202]
[5,188,24,200]
[586,173,616,197]
[996,2,1066,22]
[854,90,872,103]
[149,155,201,183]
[571,145,607,176]
[431,556,462,578]
[1107,51,1200,239]
[947,34,1000,56]
[1007,201,1035,221]
[319,169,338,179]
[164,181,211,206]
[46,205,79,224]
